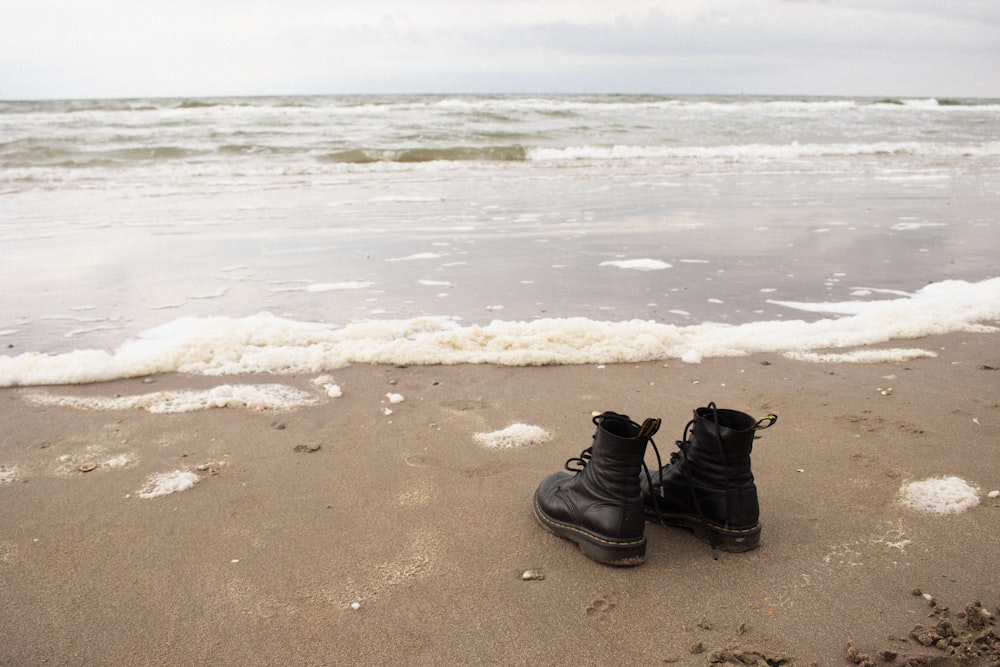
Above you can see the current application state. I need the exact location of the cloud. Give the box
[1,0,998,98]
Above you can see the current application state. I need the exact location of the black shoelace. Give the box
[565,411,661,474]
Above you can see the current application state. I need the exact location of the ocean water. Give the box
[1,94,999,386]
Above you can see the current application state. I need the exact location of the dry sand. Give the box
[2,331,999,665]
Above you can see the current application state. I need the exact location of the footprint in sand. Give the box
[396,480,435,507]
[341,530,441,608]
[0,540,17,564]
[586,597,616,616]
[402,453,440,468]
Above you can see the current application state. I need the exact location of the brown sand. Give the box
[2,331,999,665]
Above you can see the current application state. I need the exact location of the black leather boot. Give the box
[643,403,776,553]
[533,412,660,566]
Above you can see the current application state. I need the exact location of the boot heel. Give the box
[578,539,646,567]
[693,521,761,553]
[570,535,646,567]
[668,513,760,552]
[534,494,646,566]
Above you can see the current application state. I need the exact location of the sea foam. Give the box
[474,424,552,449]
[24,384,318,413]
[138,470,200,499]
[0,277,998,387]
[899,476,980,514]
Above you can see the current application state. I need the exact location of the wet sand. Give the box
[2,331,999,665]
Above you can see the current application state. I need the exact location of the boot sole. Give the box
[644,508,761,552]
[533,496,646,566]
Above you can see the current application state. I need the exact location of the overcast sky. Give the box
[3,0,999,100]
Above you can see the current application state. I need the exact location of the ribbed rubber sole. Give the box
[533,496,646,566]
[644,507,761,552]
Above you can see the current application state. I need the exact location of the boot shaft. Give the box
[685,405,761,486]
[579,412,653,501]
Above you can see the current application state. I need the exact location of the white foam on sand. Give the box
[24,384,319,413]
[899,476,980,514]
[474,424,552,449]
[1,278,999,387]
[103,453,135,468]
[599,258,672,271]
[0,466,19,486]
[784,349,938,363]
[138,470,200,499]
[312,375,343,398]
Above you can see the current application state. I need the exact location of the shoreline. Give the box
[2,330,999,664]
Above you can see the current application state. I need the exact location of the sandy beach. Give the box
[1,330,997,665]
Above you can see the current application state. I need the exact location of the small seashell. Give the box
[79,462,96,473]
[521,569,544,581]
[350,601,361,610]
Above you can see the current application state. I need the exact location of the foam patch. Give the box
[785,348,937,363]
[899,476,980,514]
[599,258,672,271]
[312,375,343,398]
[138,470,200,498]
[0,466,19,486]
[473,424,551,449]
[25,384,319,414]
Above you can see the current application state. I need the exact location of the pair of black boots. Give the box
[533,403,777,566]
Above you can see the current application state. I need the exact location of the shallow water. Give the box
[1,94,998,377]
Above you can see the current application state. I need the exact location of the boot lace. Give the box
[564,448,592,473]
[564,411,663,481]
